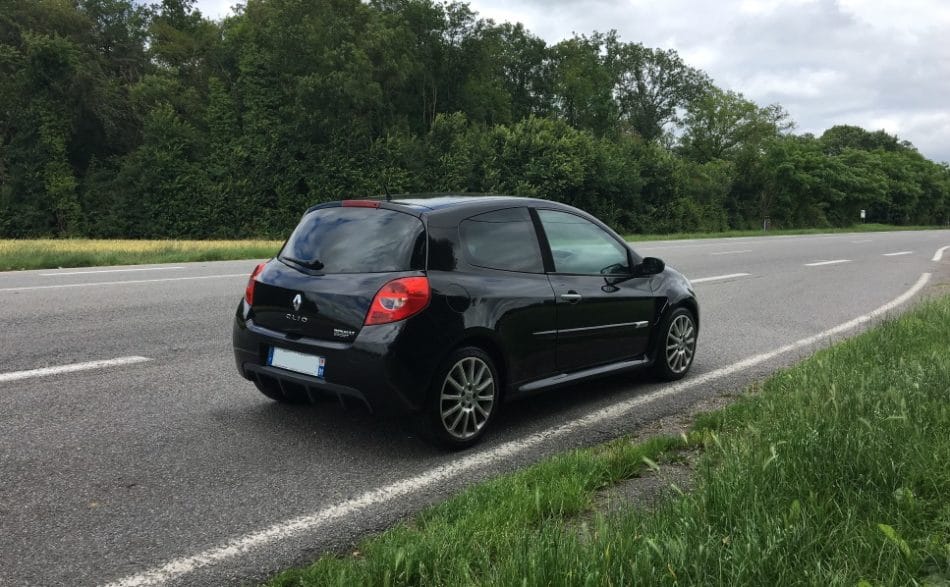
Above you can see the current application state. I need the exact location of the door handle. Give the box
[560,292,583,303]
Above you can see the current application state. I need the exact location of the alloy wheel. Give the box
[665,314,696,374]
[439,356,495,440]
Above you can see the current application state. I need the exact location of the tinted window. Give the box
[537,210,629,275]
[280,207,425,273]
[460,208,543,273]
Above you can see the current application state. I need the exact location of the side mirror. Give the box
[634,257,665,277]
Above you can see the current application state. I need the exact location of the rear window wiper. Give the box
[282,256,325,270]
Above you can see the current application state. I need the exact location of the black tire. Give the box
[422,346,500,449]
[253,377,309,404]
[652,307,697,381]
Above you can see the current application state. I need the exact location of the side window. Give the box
[537,209,630,275]
[459,207,544,273]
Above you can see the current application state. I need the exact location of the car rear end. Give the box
[232,200,437,413]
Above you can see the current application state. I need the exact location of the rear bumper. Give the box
[243,362,370,406]
[231,302,431,413]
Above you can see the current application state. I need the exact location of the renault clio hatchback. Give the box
[232,195,698,448]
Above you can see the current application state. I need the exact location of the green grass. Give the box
[269,295,950,586]
[624,223,943,241]
[0,239,283,271]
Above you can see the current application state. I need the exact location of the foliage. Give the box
[0,0,948,238]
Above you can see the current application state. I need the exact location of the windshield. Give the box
[280,207,425,273]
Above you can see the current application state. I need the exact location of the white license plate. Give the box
[268,347,326,378]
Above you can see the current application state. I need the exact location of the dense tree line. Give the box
[1,0,948,238]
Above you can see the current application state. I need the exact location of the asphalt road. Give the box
[1,230,949,586]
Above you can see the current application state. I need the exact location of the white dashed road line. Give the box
[0,273,247,293]
[709,250,752,256]
[933,245,950,262]
[39,267,186,276]
[689,273,751,284]
[851,239,873,244]
[99,272,933,587]
[804,259,851,267]
[882,251,913,257]
[0,356,151,383]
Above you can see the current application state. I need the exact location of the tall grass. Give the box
[269,295,950,586]
[0,239,283,271]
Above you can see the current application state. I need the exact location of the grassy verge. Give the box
[0,239,283,271]
[624,223,943,241]
[269,295,950,586]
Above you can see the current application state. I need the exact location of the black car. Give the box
[233,195,698,448]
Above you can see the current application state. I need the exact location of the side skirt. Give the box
[509,355,651,400]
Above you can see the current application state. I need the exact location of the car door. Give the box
[534,208,656,373]
[453,207,559,387]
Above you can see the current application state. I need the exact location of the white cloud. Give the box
[738,0,820,16]
[193,0,239,19]
[867,110,950,151]
[741,68,842,99]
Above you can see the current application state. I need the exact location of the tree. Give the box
[678,88,792,163]
[548,33,616,136]
[485,22,550,121]
[607,38,711,141]
[1,0,947,239]
[820,125,903,155]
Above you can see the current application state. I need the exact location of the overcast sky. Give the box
[194,0,950,163]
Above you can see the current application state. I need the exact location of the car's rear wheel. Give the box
[424,347,500,449]
[652,307,697,381]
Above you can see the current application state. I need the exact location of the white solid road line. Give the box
[882,251,913,257]
[804,259,851,267]
[690,273,751,283]
[99,271,933,587]
[0,356,151,383]
[934,245,950,262]
[709,249,752,256]
[0,273,247,293]
[39,267,185,276]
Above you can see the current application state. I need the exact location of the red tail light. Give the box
[244,263,266,305]
[365,277,430,325]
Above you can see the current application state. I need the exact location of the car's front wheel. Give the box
[652,307,697,381]
[424,347,500,449]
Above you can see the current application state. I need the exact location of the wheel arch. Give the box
[441,328,509,395]
[649,294,699,364]
[674,296,699,330]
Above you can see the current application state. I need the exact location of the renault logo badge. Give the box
[292,293,302,312]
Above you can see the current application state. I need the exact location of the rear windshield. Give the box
[280,207,425,273]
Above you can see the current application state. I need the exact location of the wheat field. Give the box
[0,239,283,271]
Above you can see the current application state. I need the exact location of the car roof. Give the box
[303,194,573,218]
[387,193,552,211]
